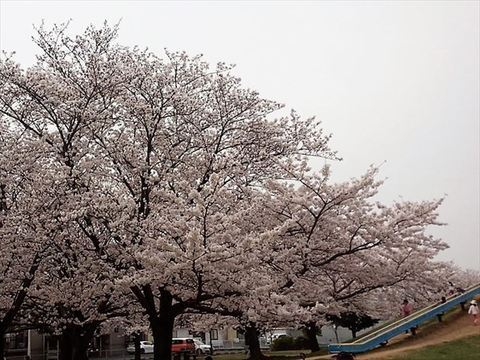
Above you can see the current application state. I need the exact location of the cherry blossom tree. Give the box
[326,312,378,339]
[1,23,334,360]
[262,165,447,351]
[0,123,59,356]
[199,166,446,355]
[167,168,444,358]
[0,23,140,357]
[1,22,465,360]
[23,230,136,360]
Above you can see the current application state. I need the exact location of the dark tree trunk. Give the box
[71,333,90,360]
[0,329,5,359]
[245,323,265,360]
[132,286,184,360]
[351,329,357,339]
[59,330,73,360]
[134,332,141,360]
[73,325,95,360]
[150,290,175,360]
[209,330,214,356]
[304,321,320,352]
[59,324,97,360]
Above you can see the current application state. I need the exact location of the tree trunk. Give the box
[351,329,357,339]
[73,325,95,360]
[304,321,320,352]
[59,330,73,360]
[59,324,96,360]
[134,333,141,360]
[0,329,5,359]
[150,290,175,360]
[245,323,265,360]
[71,333,90,360]
[209,329,214,356]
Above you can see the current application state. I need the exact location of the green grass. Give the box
[207,349,317,360]
[389,335,480,360]
[207,353,246,360]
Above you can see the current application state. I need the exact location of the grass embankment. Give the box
[352,303,462,344]
[357,301,480,359]
[388,335,480,360]
[362,305,465,354]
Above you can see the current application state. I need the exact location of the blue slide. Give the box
[328,283,480,354]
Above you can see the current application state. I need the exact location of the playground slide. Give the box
[328,283,480,354]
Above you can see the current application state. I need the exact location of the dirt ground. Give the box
[356,310,480,359]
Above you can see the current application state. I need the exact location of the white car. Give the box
[193,339,212,355]
[126,340,154,354]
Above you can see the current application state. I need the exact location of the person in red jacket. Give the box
[401,299,416,335]
[401,299,413,317]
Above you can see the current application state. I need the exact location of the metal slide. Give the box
[328,283,480,354]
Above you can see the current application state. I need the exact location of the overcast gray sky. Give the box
[1,0,479,270]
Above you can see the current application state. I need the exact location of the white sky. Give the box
[1,0,479,270]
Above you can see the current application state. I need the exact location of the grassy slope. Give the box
[389,335,480,360]
[359,306,465,355]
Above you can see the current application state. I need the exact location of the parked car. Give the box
[88,343,99,356]
[193,339,212,355]
[271,333,288,341]
[171,338,195,354]
[126,341,154,354]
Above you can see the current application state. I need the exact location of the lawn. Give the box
[389,335,480,360]
[208,350,316,360]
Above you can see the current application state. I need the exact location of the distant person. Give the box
[448,282,456,296]
[437,296,447,322]
[468,300,479,325]
[401,299,416,335]
[401,299,413,317]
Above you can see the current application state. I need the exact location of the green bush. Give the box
[271,336,309,351]
[271,336,294,351]
[293,336,309,350]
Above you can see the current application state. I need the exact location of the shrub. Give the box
[271,336,295,351]
[271,336,309,351]
[293,336,309,350]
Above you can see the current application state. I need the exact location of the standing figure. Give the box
[401,299,413,317]
[448,282,456,296]
[401,299,416,335]
[468,300,479,325]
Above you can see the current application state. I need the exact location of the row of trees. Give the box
[0,23,476,360]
